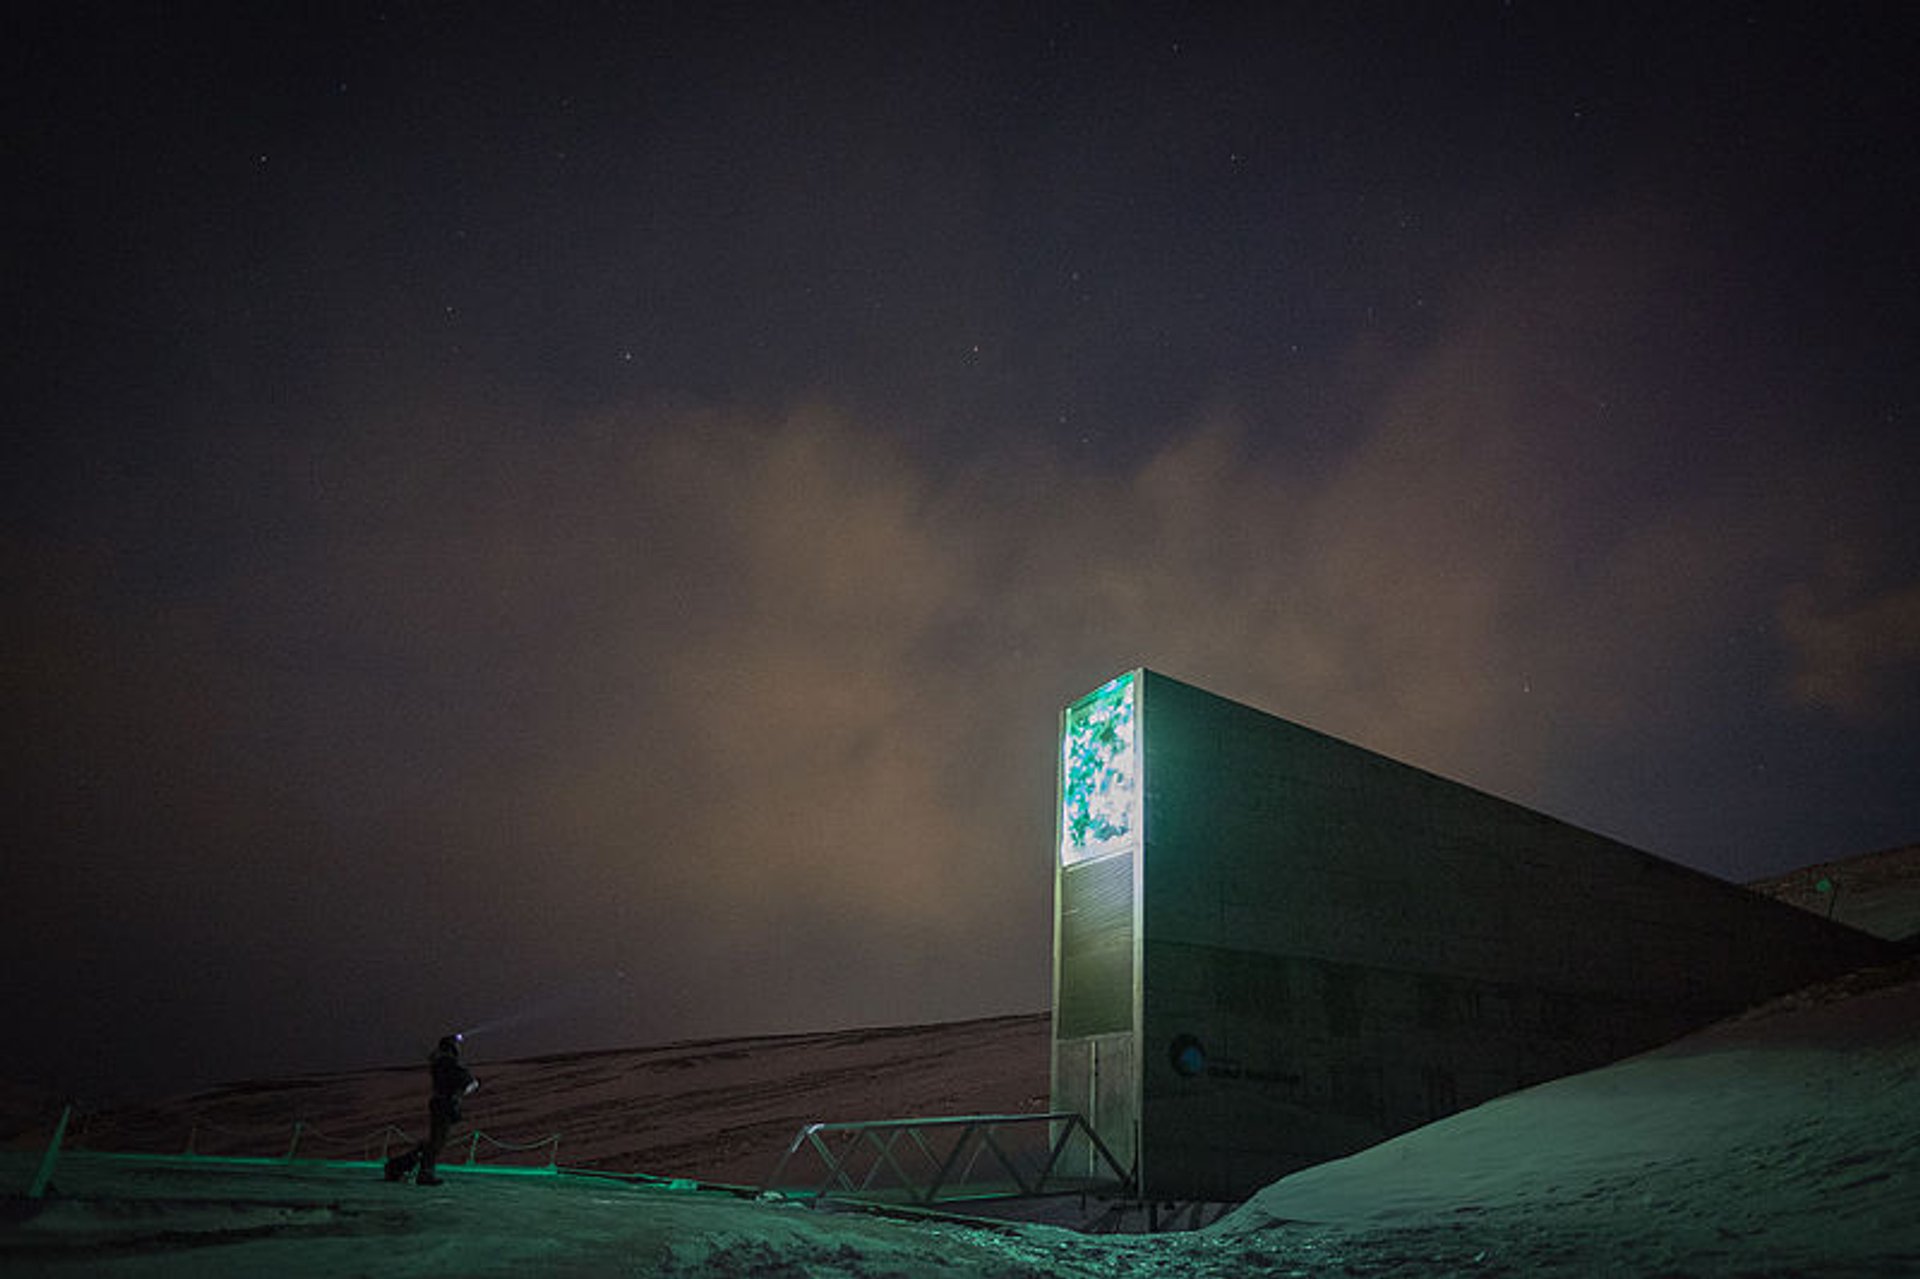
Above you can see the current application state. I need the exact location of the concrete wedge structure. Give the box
[1050,669,1900,1201]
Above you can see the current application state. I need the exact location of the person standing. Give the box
[384,1033,479,1185]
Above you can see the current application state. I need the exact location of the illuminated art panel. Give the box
[1060,672,1139,866]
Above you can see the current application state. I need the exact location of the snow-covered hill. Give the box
[6,956,1917,1275]
[7,844,1916,1274]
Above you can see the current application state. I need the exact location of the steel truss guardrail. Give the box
[767,1111,1133,1207]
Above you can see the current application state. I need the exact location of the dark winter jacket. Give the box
[429,1049,476,1121]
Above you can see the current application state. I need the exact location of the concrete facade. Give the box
[1051,669,1900,1201]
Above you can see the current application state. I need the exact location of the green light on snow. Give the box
[1061,672,1138,866]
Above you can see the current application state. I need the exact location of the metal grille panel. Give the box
[1057,851,1134,1038]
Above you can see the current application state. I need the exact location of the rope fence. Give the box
[26,1108,560,1171]
[465,1129,562,1168]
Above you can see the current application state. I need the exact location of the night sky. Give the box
[7,4,1918,1101]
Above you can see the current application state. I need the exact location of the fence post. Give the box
[28,1105,72,1200]
[184,1119,198,1156]
[286,1121,304,1160]
[467,1131,480,1165]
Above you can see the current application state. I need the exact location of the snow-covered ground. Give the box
[7,955,1917,1276]
[12,1013,1053,1189]
[1219,956,1920,1276]
[8,850,1917,1275]
[1749,841,1920,944]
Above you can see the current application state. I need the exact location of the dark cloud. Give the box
[1780,581,1920,723]
[17,197,1915,1098]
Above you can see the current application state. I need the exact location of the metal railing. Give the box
[48,1110,560,1171]
[767,1111,1133,1207]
